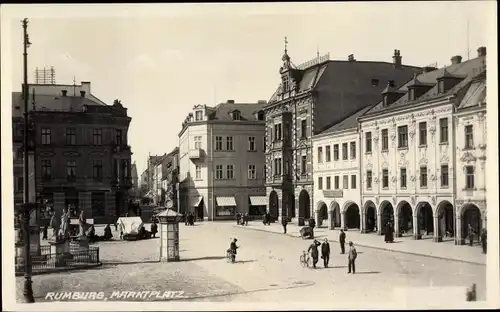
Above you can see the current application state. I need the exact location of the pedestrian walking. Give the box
[236,213,241,225]
[308,239,321,269]
[339,229,346,254]
[347,241,357,274]
[480,229,487,254]
[385,222,394,243]
[468,224,475,246]
[244,213,249,226]
[282,217,288,234]
[321,238,331,268]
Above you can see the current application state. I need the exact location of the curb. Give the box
[15,263,103,277]
[233,225,486,267]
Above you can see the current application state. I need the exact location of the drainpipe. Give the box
[451,105,458,244]
[358,124,364,233]
[210,123,215,222]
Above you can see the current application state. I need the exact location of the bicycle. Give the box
[226,248,235,263]
[299,250,311,268]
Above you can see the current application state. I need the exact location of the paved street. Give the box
[16,222,486,306]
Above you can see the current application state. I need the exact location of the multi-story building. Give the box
[312,106,371,230]
[130,161,139,198]
[453,61,486,245]
[358,47,486,244]
[178,100,267,221]
[12,81,133,224]
[264,45,422,225]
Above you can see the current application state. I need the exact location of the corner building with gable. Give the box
[263,43,421,225]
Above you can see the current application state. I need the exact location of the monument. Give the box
[157,209,183,262]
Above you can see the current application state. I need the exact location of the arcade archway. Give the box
[379,201,394,235]
[289,192,296,218]
[269,191,279,221]
[316,201,328,227]
[330,201,341,228]
[397,201,413,237]
[415,202,434,239]
[344,202,360,229]
[461,204,482,243]
[436,201,455,241]
[298,190,311,221]
[364,200,377,233]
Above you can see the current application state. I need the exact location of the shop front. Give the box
[215,196,237,220]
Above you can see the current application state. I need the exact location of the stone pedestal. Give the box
[49,240,71,267]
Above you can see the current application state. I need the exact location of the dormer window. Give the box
[257,111,265,121]
[282,76,289,93]
[195,110,203,121]
[438,80,445,94]
[408,88,415,101]
[232,110,241,121]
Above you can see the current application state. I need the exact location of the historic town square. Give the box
[2,2,496,310]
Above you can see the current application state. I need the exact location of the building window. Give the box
[282,76,289,93]
[465,166,475,189]
[333,144,339,160]
[274,124,282,141]
[439,118,449,143]
[325,145,331,162]
[215,136,223,151]
[342,143,348,160]
[248,164,256,179]
[400,168,407,188]
[365,132,372,153]
[215,165,223,179]
[194,136,202,149]
[257,111,265,121]
[93,129,102,145]
[195,110,203,121]
[441,165,449,188]
[398,125,408,148]
[232,111,241,120]
[274,158,282,175]
[465,125,474,149]
[195,165,202,179]
[381,129,389,151]
[226,136,233,151]
[343,175,349,189]
[300,119,307,138]
[66,128,76,145]
[115,129,122,145]
[42,160,51,180]
[41,128,51,145]
[301,155,307,174]
[350,142,356,159]
[419,122,427,146]
[438,80,444,93]
[317,147,323,163]
[93,160,103,182]
[420,166,427,188]
[366,171,372,189]
[17,177,24,192]
[382,169,389,188]
[318,177,323,190]
[226,165,234,179]
[351,175,356,189]
[326,176,331,189]
[248,136,256,151]
[66,160,77,181]
[334,176,340,189]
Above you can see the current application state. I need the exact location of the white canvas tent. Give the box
[117,216,144,235]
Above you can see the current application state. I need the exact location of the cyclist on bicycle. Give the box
[229,238,239,263]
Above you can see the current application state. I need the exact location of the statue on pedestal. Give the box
[50,212,60,239]
[58,207,71,241]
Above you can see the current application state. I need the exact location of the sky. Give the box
[2,2,494,176]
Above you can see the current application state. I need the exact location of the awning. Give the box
[216,196,236,206]
[191,196,203,207]
[249,196,267,206]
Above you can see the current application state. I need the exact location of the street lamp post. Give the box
[22,17,35,303]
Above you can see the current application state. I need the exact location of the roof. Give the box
[457,72,486,110]
[208,102,266,121]
[267,60,422,103]
[11,92,104,118]
[320,105,372,134]
[363,55,486,116]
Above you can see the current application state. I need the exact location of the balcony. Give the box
[189,148,204,160]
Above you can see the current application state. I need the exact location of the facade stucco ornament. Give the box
[373,135,379,144]
[428,125,436,136]
[409,130,415,139]
[430,174,437,181]
[373,177,379,184]
[440,154,449,163]
[460,152,477,163]
[391,176,397,183]
[411,113,415,121]
[419,157,428,165]
[366,162,373,169]
[375,196,380,205]
[392,196,397,205]
[382,161,389,168]
[478,144,487,150]
[431,196,436,206]
[410,196,416,206]
[478,112,486,124]
[390,133,397,142]
[410,175,416,182]
[391,117,396,127]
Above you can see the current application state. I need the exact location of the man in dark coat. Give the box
[347,241,357,274]
[236,213,241,225]
[282,217,288,234]
[321,238,331,268]
[339,229,346,254]
[104,224,113,240]
[308,239,321,269]
[150,221,158,238]
[468,224,475,246]
[480,229,487,254]
[308,218,316,238]
[262,213,267,225]
[385,222,394,243]
[229,238,239,263]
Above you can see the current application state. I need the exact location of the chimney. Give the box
[227,100,235,104]
[80,90,86,97]
[451,55,462,65]
[477,46,486,57]
[257,100,267,104]
[348,54,356,62]
[61,90,68,97]
[393,49,402,68]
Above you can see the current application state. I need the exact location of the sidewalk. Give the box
[233,222,486,266]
